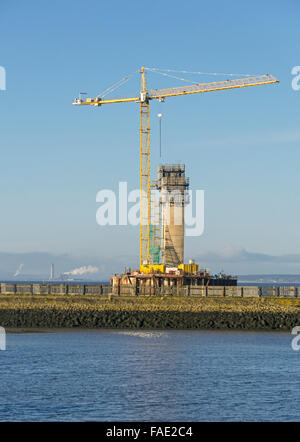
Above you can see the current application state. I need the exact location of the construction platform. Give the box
[111,267,237,296]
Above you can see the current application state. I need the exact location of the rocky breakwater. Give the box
[0,295,300,330]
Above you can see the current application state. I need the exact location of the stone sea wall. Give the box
[0,295,299,330]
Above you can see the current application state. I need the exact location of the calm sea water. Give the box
[0,330,299,422]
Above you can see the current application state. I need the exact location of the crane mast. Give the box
[73,67,279,269]
[139,67,150,265]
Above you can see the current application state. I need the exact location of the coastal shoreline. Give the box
[5,327,290,334]
[1,295,300,331]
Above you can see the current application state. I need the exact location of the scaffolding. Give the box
[157,165,189,266]
[149,183,161,264]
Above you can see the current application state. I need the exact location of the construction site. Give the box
[111,163,237,294]
[73,67,279,295]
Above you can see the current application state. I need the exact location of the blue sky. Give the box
[0,0,300,278]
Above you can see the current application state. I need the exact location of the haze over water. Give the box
[0,330,299,421]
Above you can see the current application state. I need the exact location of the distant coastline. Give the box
[2,274,300,286]
[238,274,300,285]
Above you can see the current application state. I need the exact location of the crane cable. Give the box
[146,68,201,85]
[96,70,139,98]
[145,67,263,78]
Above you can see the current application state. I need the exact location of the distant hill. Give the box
[238,274,300,283]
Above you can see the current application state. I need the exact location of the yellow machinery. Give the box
[73,67,279,269]
[140,264,166,274]
[178,263,199,274]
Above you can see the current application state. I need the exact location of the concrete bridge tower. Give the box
[157,165,189,267]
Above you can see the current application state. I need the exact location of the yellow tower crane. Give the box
[73,67,279,268]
